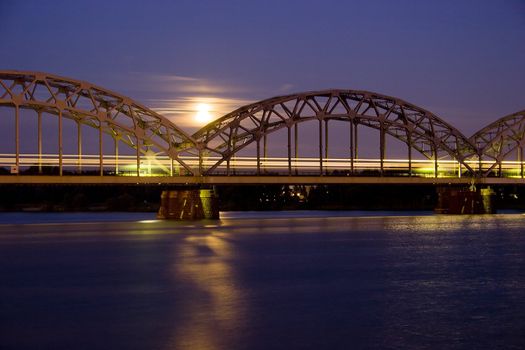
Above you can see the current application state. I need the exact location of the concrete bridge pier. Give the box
[435,185,495,214]
[157,187,219,220]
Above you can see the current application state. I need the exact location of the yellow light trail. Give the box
[1,153,524,178]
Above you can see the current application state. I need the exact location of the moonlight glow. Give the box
[195,103,213,124]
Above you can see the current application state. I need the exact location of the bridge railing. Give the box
[1,153,524,178]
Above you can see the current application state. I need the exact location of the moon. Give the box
[195,103,213,124]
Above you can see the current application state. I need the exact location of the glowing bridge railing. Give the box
[2,153,525,179]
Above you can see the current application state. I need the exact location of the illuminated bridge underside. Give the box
[0,71,524,182]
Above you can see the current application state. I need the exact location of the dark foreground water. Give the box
[0,212,524,350]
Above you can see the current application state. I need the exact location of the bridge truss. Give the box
[470,110,525,177]
[0,70,198,176]
[0,70,524,181]
[193,90,477,176]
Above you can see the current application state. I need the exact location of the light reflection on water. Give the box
[0,212,524,349]
[169,232,246,350]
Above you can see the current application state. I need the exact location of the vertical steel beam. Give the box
[227,130,233,176]
[197,142,204,177]
[380,124,385,176]
[99,124,103,176]
[15,105,20,171]
[518,145,523,179]
[324,120,329,159]
[319,119,323,175]
[37,110,42,174]
[263,133,267,172]
[114,137,119,175]
[349,119,354,174]
[407,132,412,177]
[287,126,292,175]
[58,109,63,176]
[232,147,236,175]
[226,136,231,176]
[136,137,140,176]
[294,123,298,175]
[77,121,82,174]
[455,140,460,178]
[198,148,203,177]
[478,153,482,176]
[434,146,438,178]
[354,122,359,160]
[170,158,174,177]
[256,138,261,175]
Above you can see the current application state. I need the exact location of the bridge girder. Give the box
[192,90,478,175]
[0,70,198,175]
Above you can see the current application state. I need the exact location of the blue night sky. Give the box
[1,0,524,134]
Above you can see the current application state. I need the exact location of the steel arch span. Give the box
[1,70,524,181]
[193,90,477,176]
[470,109,525,177]
[0,70,198,175]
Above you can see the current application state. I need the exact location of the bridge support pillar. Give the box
[157,188,219,220]
[435,186,495,214]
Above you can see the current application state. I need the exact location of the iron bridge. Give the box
[0,70,524,185]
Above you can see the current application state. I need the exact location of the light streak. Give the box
[1,153,524,178]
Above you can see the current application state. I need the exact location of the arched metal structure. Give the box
[193,90,477,176]
[0,70,198,175]
[470,109,525,177]
[1,70,523,181]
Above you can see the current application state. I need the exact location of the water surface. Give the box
[1,212,524,349]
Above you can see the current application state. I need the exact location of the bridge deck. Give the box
[0,175,523,185]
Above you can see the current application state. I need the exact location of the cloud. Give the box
[147,96,254,130]
[119,72,261,130]
[152,74,200,82]
[126,72,247,95]
[278,83,294,93]
[118,72,303,131]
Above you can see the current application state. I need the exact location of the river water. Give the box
[0,211,524,350]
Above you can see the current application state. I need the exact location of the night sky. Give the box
[1,0,524,134]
